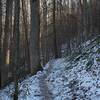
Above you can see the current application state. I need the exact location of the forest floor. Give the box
[0,35,100,100]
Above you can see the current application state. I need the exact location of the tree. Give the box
[83,0,88,41]
[22,0,31,74]
[1,0,13,87]
[0,0,2,88]
[30,0,42,73]
[89,0,93,34]
[13,0,20,99]
[53,0,58,58]
[40,0,48,65]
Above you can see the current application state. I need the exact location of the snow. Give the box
[0,35,100,100]
[0,75,43,100]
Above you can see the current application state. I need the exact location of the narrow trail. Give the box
[39,61,54,100]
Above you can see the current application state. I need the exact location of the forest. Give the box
[0,0,100,100]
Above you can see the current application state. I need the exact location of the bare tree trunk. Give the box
[13,0,20,99]
[78,0,84,43]
[83,0,88,41]
[57,0,62,57]
[2,0,13,87]
[22,0,31,74]
[89,0,93,34]
[30,0,42,73]
[8,0,13,83]
[53,0,58,58]
[42,0,47,65]
[0,0,2,88]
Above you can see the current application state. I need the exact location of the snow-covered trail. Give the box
[39,60,54,100]
[40,76,52,100]
[39,74,53,100]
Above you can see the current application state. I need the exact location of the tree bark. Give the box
[30,0,41,73]
[22,0,31,74]
[13,0,20,99]
[0,0,2,88]
[1,0,13,87]
[53,0,58,58]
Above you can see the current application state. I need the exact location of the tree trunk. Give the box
[43,0,48,65]
[89,0,93,34]
[53,0,58,58]
[13,0,20,99]
[22,0,31,74]
[83,0,88,41]
[0,0,2,88]
[30,0,41,73]
[2,0,13,87]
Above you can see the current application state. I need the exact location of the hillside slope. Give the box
[0,35,100,100]
[45,35,100,100]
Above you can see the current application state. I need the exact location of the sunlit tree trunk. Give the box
[2,0,13,87]
[7,0,13,83]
